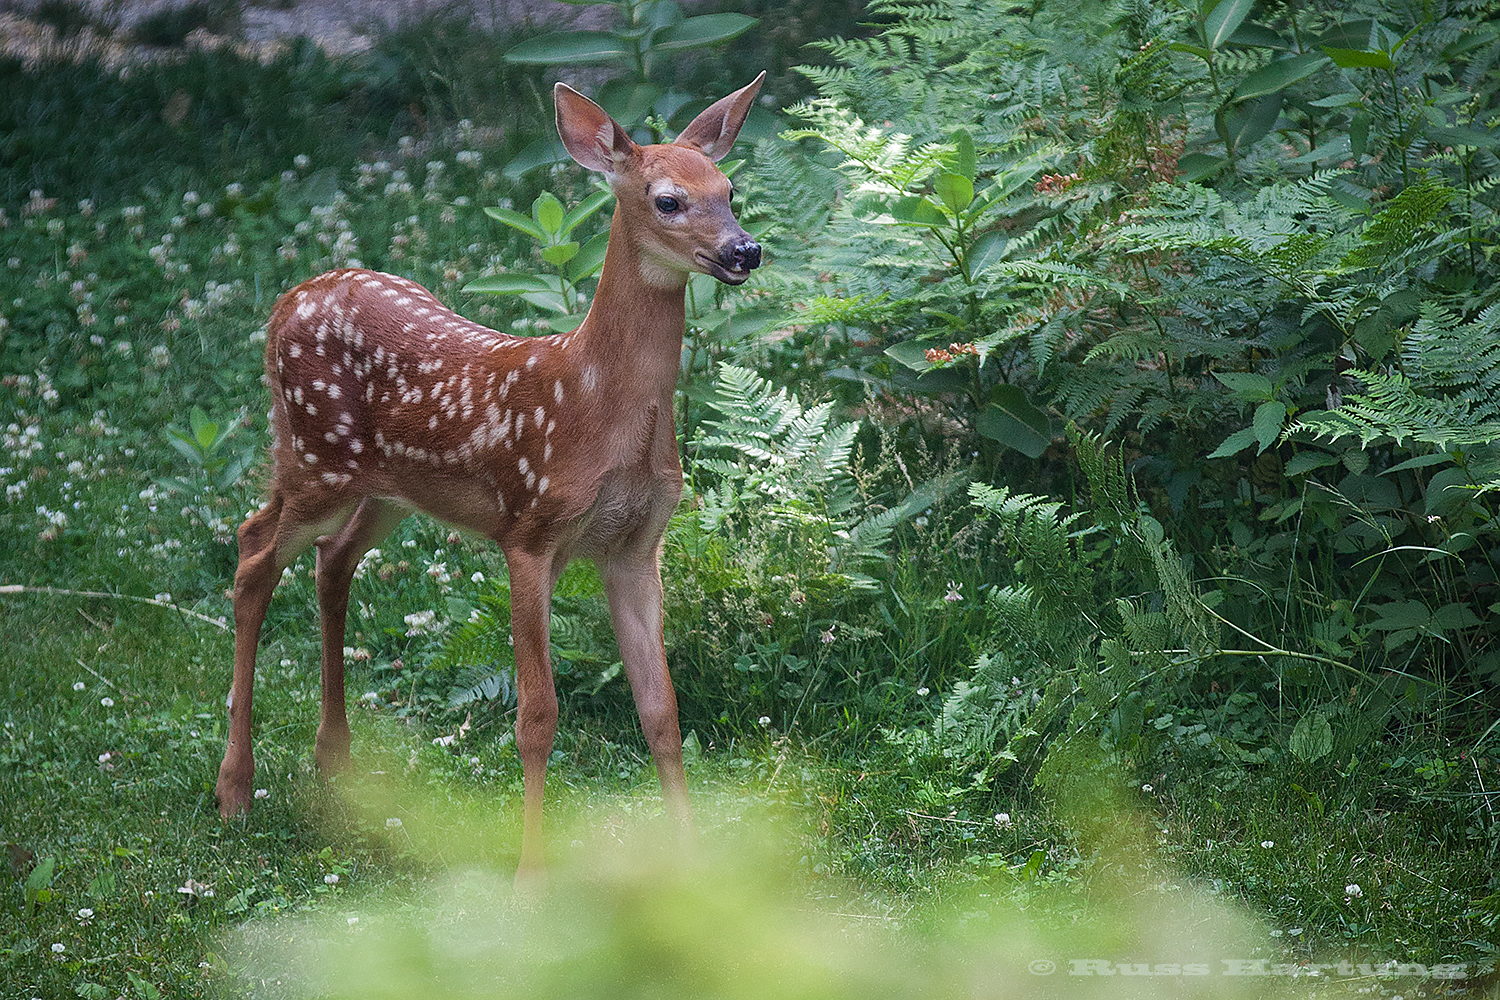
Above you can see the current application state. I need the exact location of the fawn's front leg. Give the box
[603,554,691,830]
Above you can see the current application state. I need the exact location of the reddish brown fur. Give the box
[215,73,766,879]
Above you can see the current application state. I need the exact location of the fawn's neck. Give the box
[572,206,688,400]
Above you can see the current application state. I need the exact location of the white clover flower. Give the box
[76,907,94,920]
[1260,840,1274,849]
[758,716,771,727]
[916,686,930,696]
[324,873,339,884]
[385,817,402,829]
[254,788,269,800]
[73,681,85,691]
[403,609,437,635]
[226,182,243,196]
[294,154,311,169]
[52,942,65,954]
[944,581,963,602]
[1345,883,1362,897]
[1141,783,1153,793]
[98,752,111,763]
[994,812,1012,828]
[100,697,114,708]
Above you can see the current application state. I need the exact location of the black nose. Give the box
[726,239,761,272]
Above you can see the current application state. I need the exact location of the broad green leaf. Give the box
[885,339,938,372]
[638,0,684,32]
[541,241,580,266]
[1178,153,1228,182]
[933,173,975,214]
[652,13,756,50]
[521,290,571,314]
[976,385,1051,458]
[1426,466,1476,516]
[546,313,587,333]
[1318,20,1375,50]
[1252,400,1287,453]
[1285,451,1340,475]
[1427,125,1500,149]
[1383,451,1455,475]
[533,192,565,237]
[951,128,976,181]
[558,189,614,239]
[1430,603,1481,631]
[24,855,55,892]
[1223,93,1283,151]
[888,195,946,227]
[598,79,663,128]
[1207,426,1258,459]
[1234,53,1329,101]
[1308,92,1363,107]
[1226,22,1290,49]
[163,430,204,464]
[502,138,570,181]
[462,273,557,295]
[968,231,1009,276]
[1350,111,1371,157]
[1213,371,1275,400]
[1289,712,1332,763]
[1169,40,1212,61]
[566,231,611,281]
[1369,600,1430,629]
[1321,45,1392,69]
[1203,0,1254,50]
[504,31,631,65]
[483,206,547,241]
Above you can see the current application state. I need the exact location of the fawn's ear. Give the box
[673,71,766,162]
[555,82,641,176]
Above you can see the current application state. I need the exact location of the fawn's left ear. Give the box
[673,71,766,162]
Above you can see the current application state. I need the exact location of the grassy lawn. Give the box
[3,4,1499,998]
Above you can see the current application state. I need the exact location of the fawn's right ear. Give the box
[555,83,641,176]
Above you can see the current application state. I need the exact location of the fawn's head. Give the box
[555,73,765,288]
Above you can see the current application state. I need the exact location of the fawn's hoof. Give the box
[314,730,353,777]
[215,751,255,818]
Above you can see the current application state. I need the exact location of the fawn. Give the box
[215,73,766,874]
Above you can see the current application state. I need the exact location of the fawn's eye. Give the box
[655,195,681,213]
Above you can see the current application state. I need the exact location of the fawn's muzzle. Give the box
[726,239,762,273]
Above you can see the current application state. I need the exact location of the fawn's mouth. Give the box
[695,252,751,285]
